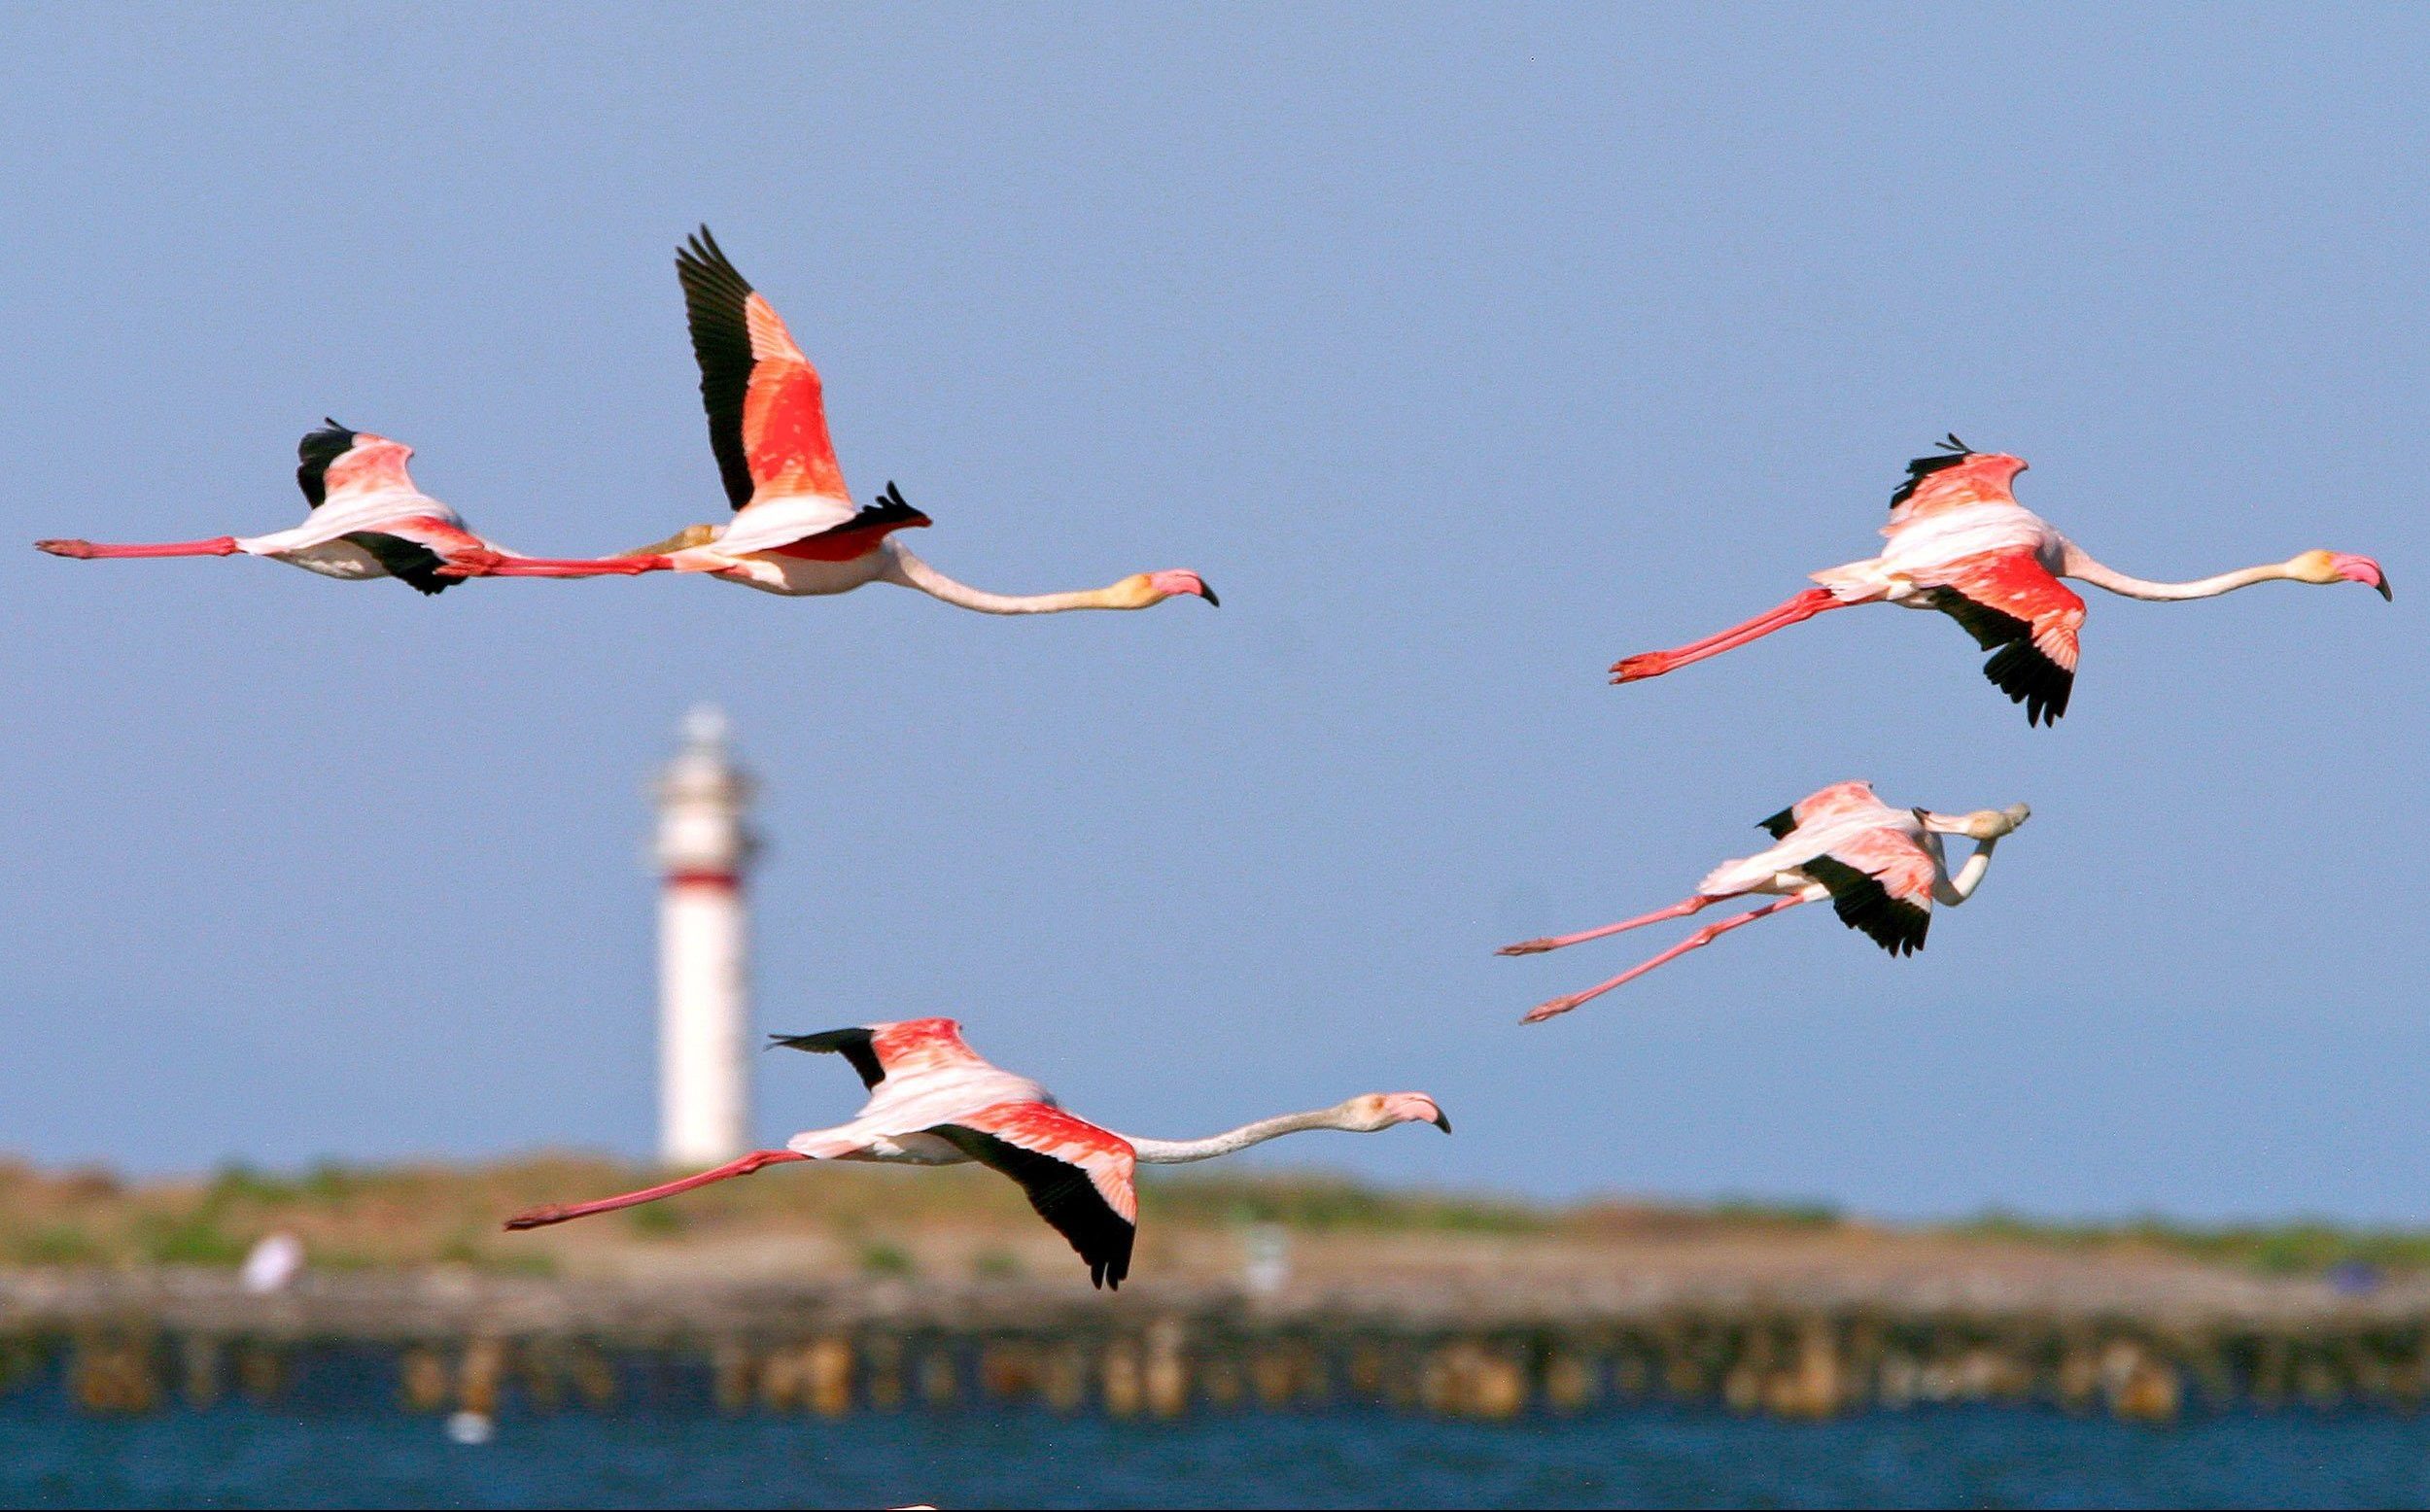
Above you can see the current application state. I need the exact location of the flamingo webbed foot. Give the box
[1610,653,1669,683]
[35,538,94,558]
[501,1205,568,1231]
[1497,938,1560,956]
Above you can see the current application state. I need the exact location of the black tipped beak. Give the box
[1199,582,1220,607]
[1433,1112,1453,1133]
[2377,574,2394,601]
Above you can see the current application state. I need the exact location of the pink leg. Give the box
[501,1149,809,1230]
[1498,895,1717,955]
[1611,588,1846,683]
[36,536,239,560]
[444,553,674,580]
[1520,893,1813,1023]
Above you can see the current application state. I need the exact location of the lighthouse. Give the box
[653,704,757,1166]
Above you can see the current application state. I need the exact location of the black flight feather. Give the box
[1983,639,2074,727]
[1887,434,1979,514]
[1756,807,1798,841]
[1800,853,1932,957]
[769,1028,885,1090]
[927,1124,1136,1289]
[296,419,357,508]
[338,531,461,597]
[675,226,759,512]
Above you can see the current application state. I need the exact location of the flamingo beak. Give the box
[2332,554,2392,600]
[1384,1093,1451,1132]
[1148,569,1218,606]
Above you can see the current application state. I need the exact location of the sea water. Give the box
[5,1398,2428,1509]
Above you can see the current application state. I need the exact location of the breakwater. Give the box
[11,1267,2430,1422]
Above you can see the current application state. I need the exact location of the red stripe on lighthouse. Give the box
[666,869,741,892]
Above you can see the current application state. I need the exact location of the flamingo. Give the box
[34,421,653,595]
[517,227,1216,611]
[1610,436,2391,725]
[503,1017,1448,1289]
[1499,780,2029,1023]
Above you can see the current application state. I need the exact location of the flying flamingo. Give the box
[1499,781,2030,1023]
[502,1017,1448,1289]
[1610,436,2390,725]
[538,227,1216,612]
[34,421,653,595]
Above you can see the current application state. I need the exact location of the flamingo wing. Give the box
[930,1103,1138,1289]
[296,420,360,508]
[770,1017,996,1091]
[1797,824,1936,956]
[1755,779,1888,841]
[676,228,934,559]
[1886,435,2021,525]
[338,517,487,597]
[1917,550,2086,726]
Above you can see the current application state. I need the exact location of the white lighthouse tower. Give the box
[653,704,757,1166]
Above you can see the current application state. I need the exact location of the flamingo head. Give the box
[1919,804,2031,841]
[1961,803,2031,841]
[1112,569,1219,608]
[1340,1092,1452,1134]
[2288,550,2391,600]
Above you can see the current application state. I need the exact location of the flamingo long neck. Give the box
[1936,839,1997,906]
[882,544,1131,614]
[2061,544,2299,601]
[1127,1107,1357,1165]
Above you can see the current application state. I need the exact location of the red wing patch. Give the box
[677,228,849,509]
[1887,451,2026,524]
[1789,781,1885,830]
[868,1018,991,1081]
[937,1102,1139,1289]
[955,1103,1139,1221]
[1757,780,1890,842]
[323,438,417,499]
[743,352,849,500]
[1919,549,2086,726]
[762,488,931,561]
[1826,828,1937,911]
[380,516,489,558]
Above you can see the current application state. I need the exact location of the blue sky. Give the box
[1,5,2420,1220]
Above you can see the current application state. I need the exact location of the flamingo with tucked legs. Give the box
[1611,436,2390,725]
[517,228,1215,612]
[503,1017,1447,1289]
[35,421,652,595]
[1500,781,2029,1023]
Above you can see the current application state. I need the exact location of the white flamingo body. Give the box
[233,480,472,578]
[505,1017,1448,1289]
[1826,500,2063,603]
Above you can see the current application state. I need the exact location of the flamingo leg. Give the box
[1498,895,1717,955]
[449,553,674,579]
[1610,588,1845,683]
[36,536,240,560]
[1519,893,1814,1023]
[500,1149,809,1229]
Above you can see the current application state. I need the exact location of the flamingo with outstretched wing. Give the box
[1612,436,2389,725]
[1501,781,2029,1022]
[504,1017,1447,1289]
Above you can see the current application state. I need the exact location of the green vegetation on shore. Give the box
[0,1156,2413,1281]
